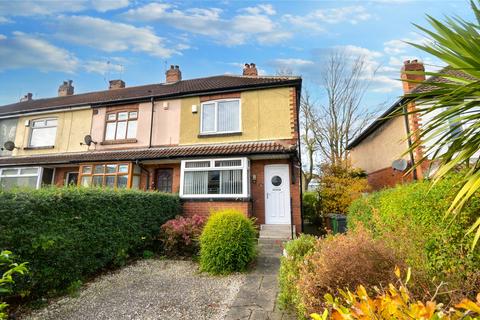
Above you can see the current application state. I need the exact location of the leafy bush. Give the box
[159,215,207,256]
[0,251,27,320]
[311,269,480,320]
[302,192,321,225]
[0,187,180,299]
[348,174,480,302]
[278,234,316,317]
[317,162,369,217]
[297,228,400,317]
[199,209,257,274]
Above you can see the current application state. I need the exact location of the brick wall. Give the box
[53,167,79,186]
[367,167,414,191]
[182,201,252,217]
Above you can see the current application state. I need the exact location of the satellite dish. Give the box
[82,135,97,146]
[3,141,16,151]
[392,159,408,171]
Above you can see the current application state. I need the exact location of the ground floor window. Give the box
[78,163,141,189]
[0,167,54,190]
[180,157,249,198]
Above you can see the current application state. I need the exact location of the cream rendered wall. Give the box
[14,109,92,156]
[179,87,293,145]
[350,116,410,173]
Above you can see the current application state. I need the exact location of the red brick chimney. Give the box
[20,93,33,102]
[165,65,181,83]
[109,79,125,90]
[401,59,426,93]
[243,63,258,76]
[58,80,74,96]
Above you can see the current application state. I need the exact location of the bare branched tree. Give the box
[300,88,319,187]
[313,50,377,166]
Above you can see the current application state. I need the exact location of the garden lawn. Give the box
[19,259,245,320]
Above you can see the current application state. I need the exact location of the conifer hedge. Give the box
[0,187,180,298]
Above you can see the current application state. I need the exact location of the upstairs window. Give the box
[29,118,57,148]
[104,111,138,141]
[200,99,241,134]
[180,158,248,198]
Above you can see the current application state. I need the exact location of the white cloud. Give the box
[54,15,177,58]
[90,0,130,12]
[241,4,276,16]
[122,3,291,46]
[283,5,372,32]
[274,58,314,66]
[83,60,124,75]
[0,32,78,73]
[0,16,12,24]
[0,0,129,16]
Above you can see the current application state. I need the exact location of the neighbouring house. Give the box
[347,60,476,190]
[0,63,303,232]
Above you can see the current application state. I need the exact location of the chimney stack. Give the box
[165,65,181,83]
[109,79,125,90]
[20,93,33,102]
[243,63,258,77]
[401,59,426,93]
[58,80,74,96]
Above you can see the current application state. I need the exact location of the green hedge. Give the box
[0,187,180,298]
[348,174,480,298]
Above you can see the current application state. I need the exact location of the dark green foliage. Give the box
[302,192,321,225]
[199,209,257,274]
[0,187,180,299]
[278,234,316,316]
[348,174,480,300]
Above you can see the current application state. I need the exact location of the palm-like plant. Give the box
[403,0,480,248]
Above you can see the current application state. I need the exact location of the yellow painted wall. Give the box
[14,108,92,156]
[179,87,293,145]
[350,116,410,173]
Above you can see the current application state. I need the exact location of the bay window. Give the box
[104,110,138,141]
[79,163,141,189]
[0,167,53,189]
[29,118,57,148]
[200,99,241,134]
[180,158,249,198]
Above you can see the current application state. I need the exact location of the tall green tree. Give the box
[404,0,480,248]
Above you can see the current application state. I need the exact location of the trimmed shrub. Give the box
[199,209,257,274]
[159,215,207,256]
[348,174,480,302]
[297,228,400,317]
[0,187,180,299]
[278,234,316,317]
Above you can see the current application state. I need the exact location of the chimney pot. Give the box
[109,79,126,90]
[58,80,74,96]
[243,62,258,76]
[166,64,182,83]
[401,59,426,93]
[20,93,33,102]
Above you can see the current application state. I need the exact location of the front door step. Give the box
[259,224,294,240]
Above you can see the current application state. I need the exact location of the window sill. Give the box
[180,196,250,202]
[100,139,138,145]
[197,132,242,138]
[23,146,55,150]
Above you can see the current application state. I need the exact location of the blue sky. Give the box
[0,0,473,109]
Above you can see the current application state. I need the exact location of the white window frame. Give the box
[29,118,57,148]
[0,167,43,189]
[200,99,242,135]
[180,157,249,198]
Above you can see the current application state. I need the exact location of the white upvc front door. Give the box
[264,164,291,224]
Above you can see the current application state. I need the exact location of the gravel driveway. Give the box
[21,259,245,320]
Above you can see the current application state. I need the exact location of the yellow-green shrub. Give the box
[278,234,316,317]
[199,209,257,274]
[348,174,480,301]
